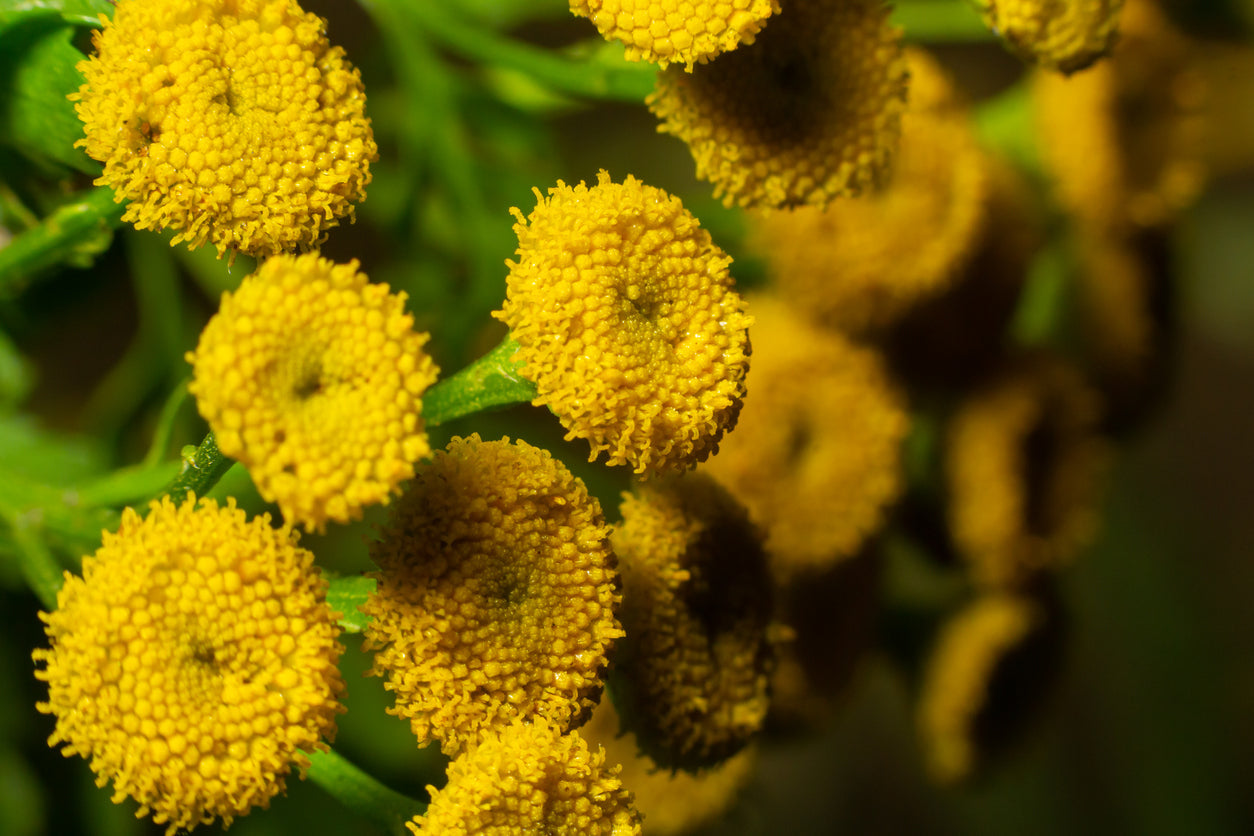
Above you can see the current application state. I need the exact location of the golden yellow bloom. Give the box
[946,356,1109,589]
[569,0,779,70]
[917,592,1061,784]
[646,0,908,208]
[748,50,990,335]
[73,0,377,258]
[612,472,776,770]
[975,0,1123,73]
[363,435,623,755]
[410,717,641,835]
[494,171,751,474]
[187,253,438,532]
[33,496,345,835]
[1033,0,1206,233]
[582,698,756,836]
[704,296,909,576]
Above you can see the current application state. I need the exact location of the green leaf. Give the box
[326,574,376,633]
[0,0,113,29]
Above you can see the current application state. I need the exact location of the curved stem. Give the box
[0,186,125,298]
[159,432,235,508]
[306,748,427,833]
[423,337,537,427]
[894,1,995,42]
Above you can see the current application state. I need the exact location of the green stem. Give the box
[306,748,427,833]
[422,337,537,427]
[2,507,64,610]
[0,186,125,297]
[893,0,995,42]
[159,432,236,507]
[143,380,191,467]
[397,0,656,102]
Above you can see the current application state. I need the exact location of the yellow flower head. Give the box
[704,296,910,576]
[917,592,1061,784]
[187,253,438,532]
[1033,0,1206,232]
[946,356,1109,589]
[410,717,641,836]
[493,171,752,474]
[646,0,908,208]
[976,0,1123,74]
[73,0,377,258]
[33,496,345,835]
[611,472,776,770]
[363,435,624,755]
[748,50,991,334]
[569,0,780,71]
[582,698,756,836]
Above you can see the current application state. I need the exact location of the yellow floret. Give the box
[72,0,377,258]
[33,496,345,835]
[186,253,439,532]
[612,472,777,770]
[494,171,752,474]
[646,0,908,208]
[363,435,624,755]
[569,0,780,70]
[976,0,1123,74]
[410,717,641,835]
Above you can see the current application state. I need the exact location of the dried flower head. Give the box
[946,357,1109,589]
[410,717,641,835]
[976,0,1123,74]
[72,0,377,258]
[363,435,624,755]
[704,296,909,576]
[494,171,751,474]
[187,253,438,532]
[33,495,345,835]
[612,472,776,770]
[569,0,780,70]
[748,50,990,334]
[646,0,908,208]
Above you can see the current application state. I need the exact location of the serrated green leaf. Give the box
[326,574,376,633]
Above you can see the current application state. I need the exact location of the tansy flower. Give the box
[582,699,756,836]
[703,295,910,576]
[747,49,991,335]
[32,495,345,835]
[916,591,1063,784]
[568,0,780,71]
[493,171,751,474]
[946,356,1109,589]
[1033,0,1206,233]
[187,253,438,532]
[975,0,1123,73]
[73,0,377,258]
[646,0,908,208]
[611,472,777,770]
[410,717,641,835]
[363,435,623,755]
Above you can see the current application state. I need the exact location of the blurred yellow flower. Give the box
[612,472,776,770]
[33,496,345,835]
[646,0,907,208]
[569,0,779,70]
[187,253,438,532]
[363,435,623,755]
[976,0,1123,73]
[72,0,377,258]
[494,171,751,474]
[704,295,909,576]
[410,717,641,835]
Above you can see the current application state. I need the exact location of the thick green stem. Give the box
[894,1,996,42]
[423,337,537,427]
[0,186,125,297]
[306,748,427,833]
[159,433,235,508]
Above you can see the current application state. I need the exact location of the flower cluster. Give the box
[976,0,1124,74]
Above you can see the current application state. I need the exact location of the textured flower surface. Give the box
[363,435,623,755]
[569,0,779,70]
[977,0,1123,73]
[73,0,377,257]
[494,171,752,474]
[33,496,345,835]
[704,296,909,575]
[410,717,641,835]
[612,472,776,770]
[647,0,907,208]
[748,49,991,335]
[187,253,438,532]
